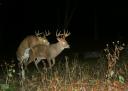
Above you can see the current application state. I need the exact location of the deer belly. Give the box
[37,56,46,60]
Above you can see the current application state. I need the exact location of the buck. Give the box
[16,31,50,68]
[27,30,71,71]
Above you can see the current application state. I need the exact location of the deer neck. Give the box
[56,43,64,57]
[49,42,65,57]
[56,42,65,51]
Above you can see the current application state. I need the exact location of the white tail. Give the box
[16,30,50,68]
[28,30,71,71]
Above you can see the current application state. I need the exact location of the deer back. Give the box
[16,35,49,62]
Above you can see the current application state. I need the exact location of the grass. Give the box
[0,41,128,91]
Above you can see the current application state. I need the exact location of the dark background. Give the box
[0,0,128,58]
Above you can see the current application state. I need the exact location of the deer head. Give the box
[35,30,51,46]
[56,30,70,49]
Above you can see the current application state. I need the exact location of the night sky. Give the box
[0,1,128,58]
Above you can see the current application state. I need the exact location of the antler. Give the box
[56,29,71,38]
[43,30,51,37]
[63,29,71,38]
[56,29,64,37]
[35,30,43,37]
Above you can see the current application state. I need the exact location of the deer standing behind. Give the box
[28,30,71,71]
[16,31,50,69]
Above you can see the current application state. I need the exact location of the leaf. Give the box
[118,75,125,84]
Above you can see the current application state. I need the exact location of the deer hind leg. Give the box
[23,58,29,71]
[24,62,28,71]
[34,58,41,72]
[42,60,47,69]
[18,60,22,70]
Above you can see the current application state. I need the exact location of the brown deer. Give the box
[16,31,50,68]
[28,30,70,71]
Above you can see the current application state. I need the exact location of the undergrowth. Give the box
[0,41,128,91]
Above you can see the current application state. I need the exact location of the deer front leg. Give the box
[47,59,52,69]
[51,58,55,67]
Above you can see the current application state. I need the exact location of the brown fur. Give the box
[16,35,49,63]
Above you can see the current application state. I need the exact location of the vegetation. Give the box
[0,41,128,91]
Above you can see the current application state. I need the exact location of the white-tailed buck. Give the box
[16,31,50,68]
[28,30,71,71]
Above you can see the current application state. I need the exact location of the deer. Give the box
[27,30,71,71]
[16,30,51,70]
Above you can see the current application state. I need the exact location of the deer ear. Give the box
[57,38,61,41]
[56,38,60,41]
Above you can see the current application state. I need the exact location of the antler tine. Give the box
[35,30,43,37]
[35,30,38,36]
[56,29,62,37]
[44,30,51,36]
[63,29,71,38]
[35,30,39,36]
